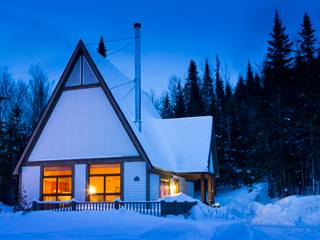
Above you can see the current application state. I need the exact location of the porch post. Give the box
[201,174,205,203]
[208,175,214,204]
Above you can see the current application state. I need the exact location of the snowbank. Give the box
[249,195,320,226]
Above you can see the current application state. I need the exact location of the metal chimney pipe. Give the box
[134,23,141,132]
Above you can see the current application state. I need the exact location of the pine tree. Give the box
[264,10,293,198]
[296,12,319,195]
[97,35,107,58]
[160,92,172,119]
[215,55,225,113]
[174,80,185,118]
[298,13,318,68]
[184,60,203,116]
[202,59,214,115]
[245,61,255,104]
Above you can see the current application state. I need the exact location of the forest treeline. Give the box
[154,11,320,198]
[0,64,54,205]
[0,11,319,206]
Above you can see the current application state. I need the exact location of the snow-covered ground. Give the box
[1,183,320,239]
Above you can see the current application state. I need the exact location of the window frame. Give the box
[42,165,73,201]
[88,163,122,202]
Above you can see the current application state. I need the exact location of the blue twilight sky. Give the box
[1,0,319,95]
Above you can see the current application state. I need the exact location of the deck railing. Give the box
[32,199,197,217]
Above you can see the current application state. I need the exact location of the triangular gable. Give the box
[14,40,151,175]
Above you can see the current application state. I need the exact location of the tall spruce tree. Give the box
[215,55,225,113]
[296,12,319,195]
[184,60,203,116]
[174,80,185,118]
[202,59,214,115]
[264,10,293,198]
[160,92,172,119]
[97,35,107,58]
[298,13,318,68]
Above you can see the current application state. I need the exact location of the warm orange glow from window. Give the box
[44,166,72,176]
[90,164,121,174]
[89,164,121,202]
[43,165,72,201]
[105,176,120,193]
[89,177,104,193]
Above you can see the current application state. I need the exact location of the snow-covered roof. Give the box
[86,44,214,173]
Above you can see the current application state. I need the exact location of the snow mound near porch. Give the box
[160,193,198,202]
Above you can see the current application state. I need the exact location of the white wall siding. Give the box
[123,162,146,201]
[74,164,86,202]
[21,166,40,207]
[28,87,138,161]
[174,176,194,198]
[149,174,160,201]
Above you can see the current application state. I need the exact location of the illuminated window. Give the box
[43,166,72,201]
[160,179,170,198]
[89,164,121,202]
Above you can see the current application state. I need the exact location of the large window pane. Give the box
[43,196,56,201]
[105,195,120,201]
[89,177,104,194]
[58,177,72,194]
[44,166,72,176]
[90,164,120,174]
[89,195,104,202]
[43,178,57,194]
[105,176,120,193]
[58,196,72,201]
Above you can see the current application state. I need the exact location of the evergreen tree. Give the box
[263,10,293,198]
[184,60,203,116]
[97,35,107,58]
[174,80,185,118]
[160,92,172,119]
[215,55,225,113]
[296,12,319,195]
[298,13,318,68]
[245,61,255,104]
[0,104,27,205]
[202,59,214,115]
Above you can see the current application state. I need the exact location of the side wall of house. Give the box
[74,164,86,202]
[123,162,146,201]
[149,173,160,201]
[21,166,40,207]
[174,176,194,198]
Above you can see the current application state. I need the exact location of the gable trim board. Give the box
[13,40,151,175]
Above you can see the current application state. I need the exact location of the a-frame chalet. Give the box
[13,28,219,205]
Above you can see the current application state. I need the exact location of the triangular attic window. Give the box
[83,57,98,85]
[66,57,81,87]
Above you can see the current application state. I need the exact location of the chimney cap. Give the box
[134,23,141,28]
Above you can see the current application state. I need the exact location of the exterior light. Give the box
[89,186,95,194]
[170,185,176,195]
